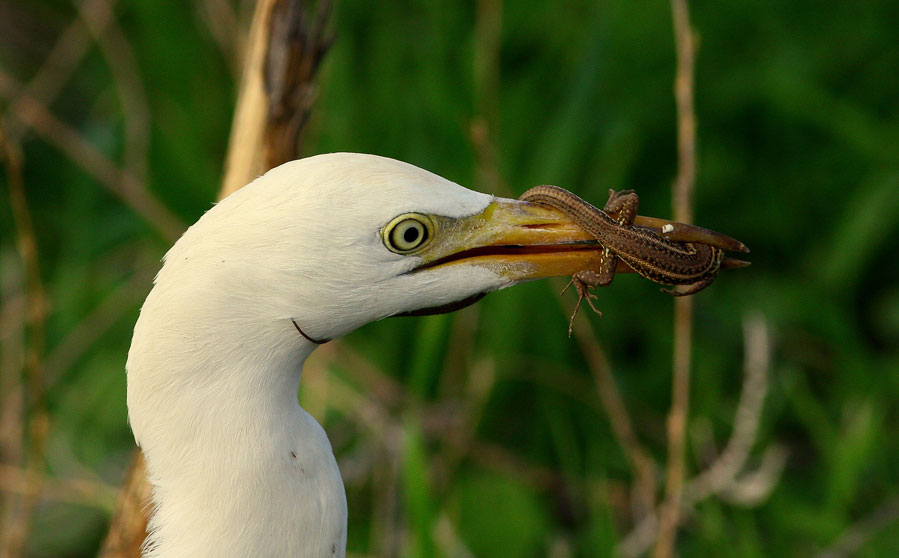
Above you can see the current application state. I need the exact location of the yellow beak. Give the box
[412,198,606,281]
[414,197,748,281]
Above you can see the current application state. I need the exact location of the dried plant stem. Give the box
[45,263,156,386]
[654,0,698,556]
[219,0,279,199]
[97,452,153,558]
[470,0,507,196]
[570,310,656,520]
[101,1,334,554]
[686,313,769,501]
[619,314,781,558]
[818,496,899,558]
[199,0,245,76]
[0,131,49,558]
[0,464,117,512]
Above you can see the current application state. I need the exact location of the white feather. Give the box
[126,153,505,557]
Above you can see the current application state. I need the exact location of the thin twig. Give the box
[569,309,657,522]
[685,313,769,501]
[0,128,49,558]
[654,0,698,556]
[619,314,782,558]
[0,464,117,513]
[0,251,26,549]
[817,496,899,558]
[44,263,156,386]
[77,0,151,181]
[0,70,184,242]
[198,0,245,76]
[2,0,118,142]
[470,0,507,197]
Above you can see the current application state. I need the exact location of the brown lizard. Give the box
[519,185,748,333]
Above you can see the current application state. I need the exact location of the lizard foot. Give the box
[561,276,603,336]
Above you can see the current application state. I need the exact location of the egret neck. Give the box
[126,153,626,558]
[128,278,346,557]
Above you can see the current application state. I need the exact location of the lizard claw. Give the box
[563,276,602,337]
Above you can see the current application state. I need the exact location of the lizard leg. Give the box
[662,272,718,297]
[561,248,616,335]
[603,189,640,226]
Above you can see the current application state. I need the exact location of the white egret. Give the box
[126,153,610,557]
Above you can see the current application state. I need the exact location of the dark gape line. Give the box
[291,318,331,345]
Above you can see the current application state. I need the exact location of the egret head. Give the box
[152,153,602,343]
[127,152,612,558]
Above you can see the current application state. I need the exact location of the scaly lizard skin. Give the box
[519,185,724,332]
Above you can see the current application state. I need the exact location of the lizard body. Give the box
[519,185,724,331]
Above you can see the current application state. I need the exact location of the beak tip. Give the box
[721,257,751,270]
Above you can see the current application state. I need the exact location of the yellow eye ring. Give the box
[383,214,433,254]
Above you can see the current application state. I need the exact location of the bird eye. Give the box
[383,214,432,253]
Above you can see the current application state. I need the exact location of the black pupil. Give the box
[403,226,420,244]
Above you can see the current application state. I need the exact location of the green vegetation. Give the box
[1,0,897,556]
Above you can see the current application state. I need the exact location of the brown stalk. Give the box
[654,0,698,556]
[0,262,25,558]
[0,129,49,558]
[100,1,334,555]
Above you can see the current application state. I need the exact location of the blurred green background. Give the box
[1,0,898,556]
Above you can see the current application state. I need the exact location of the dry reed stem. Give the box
[101,1,335,554]
[327,354,564,492]
[98,452,153,558]
[218,0,280,199]
[0,129,49,558]
[0,258,25,555]
[619,314,781,558]
[654,0,698,556]
[262,0,333,170]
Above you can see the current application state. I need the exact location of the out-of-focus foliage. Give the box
[1,0,897,556]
